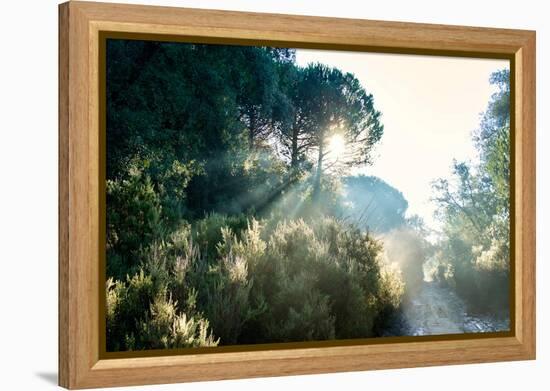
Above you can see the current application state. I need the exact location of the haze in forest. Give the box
[296,50,509,233]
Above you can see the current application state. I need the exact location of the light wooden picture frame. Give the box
[59,1,536,389]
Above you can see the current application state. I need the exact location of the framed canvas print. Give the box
[58,1,536,389]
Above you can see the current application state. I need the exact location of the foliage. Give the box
[432,69,510,312]
[192,213,250,261]
[104,39,393,351]
[106,215,404,349]
[106,273,218,350]
[105,38,510,349]
[106,40,384,228]
[138,295,219,349]
[342,175,408,233]
[295,64,384,196]
[106,170,164,280]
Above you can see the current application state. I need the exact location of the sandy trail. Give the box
[403,282,509,336]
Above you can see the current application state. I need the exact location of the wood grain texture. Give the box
[58,1,536,388]
[58,3,70,387]
[515,34,536,354]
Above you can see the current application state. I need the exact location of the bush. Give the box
[430,229,509,313]
[138,295,219,349]
[106,172,163,280]
[106,269,219,350]
[263,271,335,342]
[238,217,404,342]
[192,213,249,261]
[106,271,158,351]
[198,226,259,345]
[106,215,405,350]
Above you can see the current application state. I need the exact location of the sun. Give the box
[328,133,346,159]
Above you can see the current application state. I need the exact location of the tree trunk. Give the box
[248,109,256,149]
[290,124,299,169]
[313,137,324,199]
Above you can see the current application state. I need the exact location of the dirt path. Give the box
[402,282,509,336]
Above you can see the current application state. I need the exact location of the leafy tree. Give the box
[476,69,511,215]
[432,69,510,312]
[235,47,294,149]
[104,38,408,350]
[276,64,311,171]
[106,40,296,224]
[294,64,383,197]
[343,175,408,233]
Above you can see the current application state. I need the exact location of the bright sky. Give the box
[295,49,509,231]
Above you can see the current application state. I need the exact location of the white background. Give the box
[0,0,546,389]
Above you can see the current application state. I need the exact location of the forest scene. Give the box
[105,39,511,352]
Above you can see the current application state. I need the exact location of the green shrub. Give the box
[192,213,249,260]
[106,268,218,350]
[197,226,259,345]
[106,215,405,349]
[263,271,335,342]
[106,172,163,280]
[238,217,403,342]
[106,271,158,351]
[430,228,509,313]
[138,295,218,349]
